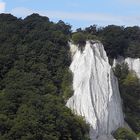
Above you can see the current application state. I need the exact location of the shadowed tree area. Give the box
[75,25,140,59]
[1,13,140,140]
[0,13,90,140]
[114,63,140,138]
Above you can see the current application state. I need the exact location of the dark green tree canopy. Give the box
[0,14,89,140]
[77,24,140,59]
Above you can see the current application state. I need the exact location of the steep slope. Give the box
[0,14,90,140]
[66,41,125,140]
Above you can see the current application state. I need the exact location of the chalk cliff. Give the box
[67,41,125,140]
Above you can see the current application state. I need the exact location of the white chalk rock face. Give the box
[66,41,124,140]
[125,58,140,77]
[113,56,140,78]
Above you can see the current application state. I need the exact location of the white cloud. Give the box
[0,1,5,13]
[11,7,140,26]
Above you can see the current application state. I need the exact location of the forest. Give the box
[0,13,140,140]
[0,14,89,140]
[73,25,140,59]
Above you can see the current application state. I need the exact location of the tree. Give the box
[0,13,89,140]
[72,32,86,46]
[114,63,140,134]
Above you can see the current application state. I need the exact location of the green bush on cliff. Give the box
[72,32,86,45]
[113,127,137,140]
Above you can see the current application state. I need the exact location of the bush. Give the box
[72,32,86,47]
[113,127,137,140]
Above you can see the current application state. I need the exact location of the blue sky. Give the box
[0,0,140,30]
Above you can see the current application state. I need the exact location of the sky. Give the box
[0,0,140,30]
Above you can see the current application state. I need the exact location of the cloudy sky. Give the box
[0,0,140,29]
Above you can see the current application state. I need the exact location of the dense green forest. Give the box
[0,14,89,140]
[0,13,140,140]
[73,25,140,59]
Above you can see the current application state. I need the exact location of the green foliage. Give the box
[123,72,139,86]
[99,25,127,58]
[114,64,140,134]
[86,34,101,41]
[137,132,140,138]
[61,69,73,101]
[2,13,140,140]
[113,63,129,82]
[0,14,89,140]
[0,94,89,140]
[113,127,137,140]
[77,25,140,59]
[71,32,102,51]
[71,32,86,50]
[125,41,140,58]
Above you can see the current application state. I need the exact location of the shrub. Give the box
[113,127,137,140]
[72,32,86,47]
